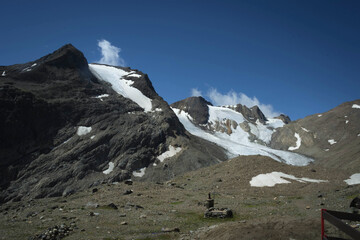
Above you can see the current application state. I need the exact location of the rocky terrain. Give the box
[1,44,359,239]
[0,155,359,240]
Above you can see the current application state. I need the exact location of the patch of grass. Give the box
[170,201,184,205]
[288,196,303,200]
[175,210,241,231]
[135,234,172,240]
[242,199,283,208]
[103,238,125,240]
[346,193,359,199]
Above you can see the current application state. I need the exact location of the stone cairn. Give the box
[204,192,233,218]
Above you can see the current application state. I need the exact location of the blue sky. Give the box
[1,0,359,119]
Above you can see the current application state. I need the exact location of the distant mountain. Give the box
[270,100,360,170]
[0,44,226,203]
[171,96,360,171]
[171,97,313,165]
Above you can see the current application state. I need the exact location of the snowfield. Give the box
[103,162,114,174]
[133,167,146,177]
[352,104,360,109]
[301,127,309,132]
[77,126,92,136]
[250,172,328,187]
[344,173,360,185]
[157,145,182,162]
[89,64,152,112]
[288,133,301,151]
[328,139,337,145]
[172,107,313,166]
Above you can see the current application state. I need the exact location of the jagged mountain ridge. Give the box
[0,44,226,203]
[170,97,313,166]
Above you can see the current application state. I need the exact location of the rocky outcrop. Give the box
[0,45,227,203]
[171,97,212,125]
[228,104,267,124]
[274,114,291,124]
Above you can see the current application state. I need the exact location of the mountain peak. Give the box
[39,43,89,70]
[171,96,212,124]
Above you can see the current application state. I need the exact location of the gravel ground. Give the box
[1,155,359,240]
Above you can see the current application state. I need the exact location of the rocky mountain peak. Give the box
[40,43,89,70]
[233,104,267,124]
[171,96,212,125]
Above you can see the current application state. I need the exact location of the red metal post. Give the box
[321,209,326,239]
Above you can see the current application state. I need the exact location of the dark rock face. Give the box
[274,114,291,124]
[234,104,267,124]
[270,100,360,170]
[0,45,227,203]
[171,96,212,124]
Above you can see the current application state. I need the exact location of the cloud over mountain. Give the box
[207,88,280,118]
[97,39,125,66]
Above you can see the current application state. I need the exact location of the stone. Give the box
[204,207,233,218]
[120,221,127,225]
[123,190,133,195]
[124,179,133,185]
[107,203,118,210]
[161,227,180,233]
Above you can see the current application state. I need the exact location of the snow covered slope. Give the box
[172,102,313,166]
[89,64,153,112]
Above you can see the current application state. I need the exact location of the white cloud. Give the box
[207,88,280,117]
[191,88,202,97]
[97,39,125,66]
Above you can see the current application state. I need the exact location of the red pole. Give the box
[321,209,326,239]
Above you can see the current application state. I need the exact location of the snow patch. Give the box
[31,63,37,67]
[103,162,114,174]
[352,104,360,109]
[346,120,349,124]
[157,146,182,162]
[266,118,285,129]
[344,173,360,185]
[90,135,96,140]
[94,94,109,101]
[89,64,152,112]
[77,126,92,136]
[1,71,5,76]
[324,149,329,152]
[301,127,309,132]
[250,172,328,187]
[328,139,337,145]
[288,133,301,151]
[172,107,313,166]
[318,114,322,117]
[127,73,142,78]
[133,167,146,177]
[358,134,360,137]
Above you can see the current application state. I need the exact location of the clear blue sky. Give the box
[1,0,359,120]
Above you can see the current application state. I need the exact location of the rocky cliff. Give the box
[0,44,226,203]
